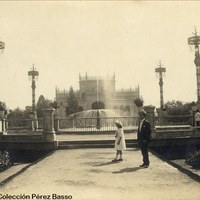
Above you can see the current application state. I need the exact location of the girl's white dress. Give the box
[114,128,126,151]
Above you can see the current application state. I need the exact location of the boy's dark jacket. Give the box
[137,120,151,145]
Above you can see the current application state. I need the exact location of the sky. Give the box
[0,1,199,110]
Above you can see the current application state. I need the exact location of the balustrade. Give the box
[59,117,139,132]
[2,114,194,134]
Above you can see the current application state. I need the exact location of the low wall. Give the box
[0,141,58,150]
[0,134,58,150]
[0,134,43,142]
[152,125,198,139]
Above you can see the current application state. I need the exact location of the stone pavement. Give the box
[0,163,28,183]
[0,148,200,200]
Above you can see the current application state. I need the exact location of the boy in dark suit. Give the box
[137,109,151,168]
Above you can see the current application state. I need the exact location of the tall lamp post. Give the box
[28,65,39,131]
[0,40,6,134]
[188,28,200,106]
[155,60,166,110]
[96,75,101,129]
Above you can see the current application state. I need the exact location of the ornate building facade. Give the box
[56,73,140,118]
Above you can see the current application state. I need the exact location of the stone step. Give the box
[58,144,114,149]
[58,139,136,145]
[155,125,192,131]
[58,140,138,149]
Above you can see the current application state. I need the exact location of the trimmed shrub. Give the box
[134,96,144,108]
[0,150,12,172]
[186,150,200,169]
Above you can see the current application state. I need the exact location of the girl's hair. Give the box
[116,124,122,128]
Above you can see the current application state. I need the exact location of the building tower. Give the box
[188,28,200,104]
[155,60,166,110]
[28,65,39,130]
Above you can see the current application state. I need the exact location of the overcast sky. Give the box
[0,1,199,109]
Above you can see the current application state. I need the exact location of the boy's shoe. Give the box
[112,159,119,162]
[140,164,149,168]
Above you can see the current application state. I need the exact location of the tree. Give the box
[0,101,6,111]
[36,95,52,118]
[50,101,62,109]
[7,107,29,119]
[66,86,79,116]
[164,100,196,115]
[7,107,30,128]
[0,101,7,118]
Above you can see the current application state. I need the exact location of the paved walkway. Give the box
[0,148,200,200]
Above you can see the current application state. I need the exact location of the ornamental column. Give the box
[188,28,200,107]
[155,60,166,110]
[0,40,6,135]
[28,65,39,131]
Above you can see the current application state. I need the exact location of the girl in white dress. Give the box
[112,120,126,162]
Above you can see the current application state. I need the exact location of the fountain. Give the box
[67,109,122,129]
[67,75,124,129]
[68,109,121,118]
[61,75,137,132]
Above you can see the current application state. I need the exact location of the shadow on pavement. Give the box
[92,161,121,166]
[112,166,142,173]
[126,148,140,152]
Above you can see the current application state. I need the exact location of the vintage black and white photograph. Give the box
[0,1,200,200]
